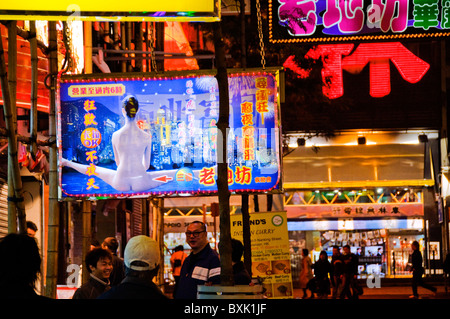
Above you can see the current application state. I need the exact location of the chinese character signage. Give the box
[284,42,430,98]
[231,212,293,299]
[58,70,281,198]
[286,203,424,219]
[0,0,220,22]
[270,0,450,43]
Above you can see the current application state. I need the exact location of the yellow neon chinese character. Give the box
[241,113,253,126]
[85,163,99,177]
[86,178,99,190]
[241,101,253,114]
[84,113,98,126]
[85,150,98,163]
[84,100,96,112]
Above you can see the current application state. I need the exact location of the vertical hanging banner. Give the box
[231,211,293,299]
[58,70,282,198]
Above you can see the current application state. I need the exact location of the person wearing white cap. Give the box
[98,235,167,299]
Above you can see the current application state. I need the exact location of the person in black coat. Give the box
[410,241,437,299]
[312,250,332,299]
[0,233,51,300]
[99,235,167,299]
[231,238,252,285]
[73,248,113,299]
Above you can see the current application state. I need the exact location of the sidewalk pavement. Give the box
[293,284,450,299]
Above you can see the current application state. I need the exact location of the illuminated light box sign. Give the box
[58,70,281,198]
[269,0,450,43]
[0,0,220,22]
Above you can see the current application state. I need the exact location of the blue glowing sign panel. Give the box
[58,71,281,198]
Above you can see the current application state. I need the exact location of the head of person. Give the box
[343,245,351,255]
[121,95,139,120]
[174,245,184,253]
[26,221,38,238]
[302,248,309,257]
[231,238,245,264]
[85,248,113,280]
[124,235,160,280]
[90,238,101,251]
[332,246,340,256]
[411,241,420,251]
[0,233,41,288]
[319,250,328,261]
[102,237,119,254]
[185,221,208,254]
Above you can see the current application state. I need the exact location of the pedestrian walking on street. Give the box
[98,235,167,299]
[72,248,113,299]
[299,248,314,299]
[330,246,344,299]
[409,241,437,299]
[312,250,332,299]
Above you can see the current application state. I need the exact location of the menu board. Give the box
[230,211,293,299]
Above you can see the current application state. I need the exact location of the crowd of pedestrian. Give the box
[1,222,447,300]
[298,245,362,299]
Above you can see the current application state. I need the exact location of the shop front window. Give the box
[388,233,424,277]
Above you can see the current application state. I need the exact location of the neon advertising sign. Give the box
[0,0,220,22]
[58,70,282,198]
[283,42,430,98]
[269,0,450,43]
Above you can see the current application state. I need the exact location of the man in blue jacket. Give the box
[174,221,221,299]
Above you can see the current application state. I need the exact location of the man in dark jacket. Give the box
[231,238,252,285]
[410,241,437,298]
[98,235,167,299]
[174,221,221,299]
[330,246,343,299]
[72,248,113,299]
[341,245,359,299]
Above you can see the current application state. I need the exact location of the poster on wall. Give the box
[231,211,293,299]
[58,70,281,198]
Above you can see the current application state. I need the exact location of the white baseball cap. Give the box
[124,235,160,271]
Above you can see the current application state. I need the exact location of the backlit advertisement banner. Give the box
[270,0,450,43]
[58,70,281,198]
[0,0,220,22]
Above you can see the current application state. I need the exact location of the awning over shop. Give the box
[282,144,434,189]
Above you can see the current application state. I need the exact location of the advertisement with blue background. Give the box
[58,71,281,198]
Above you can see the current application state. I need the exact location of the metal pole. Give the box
[45,21,60,298]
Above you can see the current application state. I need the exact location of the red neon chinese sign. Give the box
[283,42,430,98]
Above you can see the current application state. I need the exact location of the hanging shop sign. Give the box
[286,202,424,219]
[231,211,293,299]
[269,0,450,43]
[0,0,220,22]
[58,69,282,198]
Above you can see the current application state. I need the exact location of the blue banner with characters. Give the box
[58,71,281,198]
